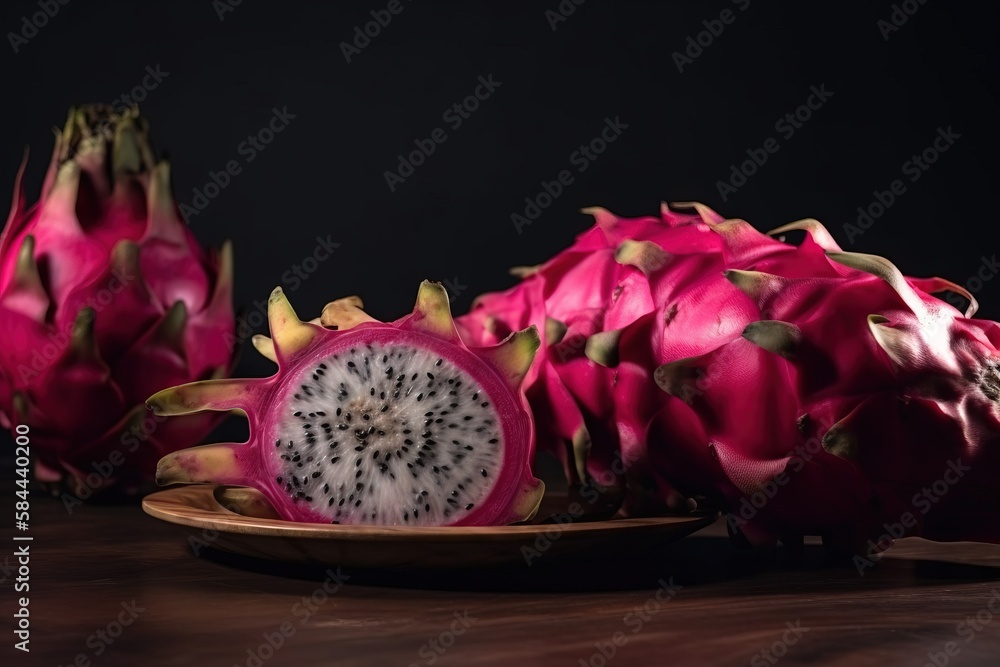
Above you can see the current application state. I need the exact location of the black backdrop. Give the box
[1,0,997,450]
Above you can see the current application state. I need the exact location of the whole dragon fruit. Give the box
[0,105,236,497]
[454,203,1000,553]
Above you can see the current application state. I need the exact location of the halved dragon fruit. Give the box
[152,282,544,526]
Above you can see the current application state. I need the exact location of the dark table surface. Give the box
[7,496,1000,667]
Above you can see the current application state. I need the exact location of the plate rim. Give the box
[142,485,717,541]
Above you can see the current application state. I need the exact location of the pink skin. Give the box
[0,107,235,493]
[457,204,1000,552]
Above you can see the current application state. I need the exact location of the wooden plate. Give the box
[142,485,716,568]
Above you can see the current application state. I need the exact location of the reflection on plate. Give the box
[142,485,716,569]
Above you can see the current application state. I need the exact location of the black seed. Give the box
[355,499,362,507]
[372,451,379,460]
[356,482,364,491]
[481,469,488,477]
[425,503,431,511]
[336,407,342,416]
[417,393,424,401]
[339,498,346,506]
[427,372,435,380]
[329,498,336,506]
[276,476,283,483]
[488,438,499,444]
[305,496,313,502]
[465,503,474,510]
[330,456,341,463]
[347,361,356,368]
[323,483,330,493]
[311,471,320,478]
[355,470,363,478]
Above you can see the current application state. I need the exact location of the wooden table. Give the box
[10,496,1000,666]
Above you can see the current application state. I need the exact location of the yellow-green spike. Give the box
[252,334,277,362]
[268,287,320,358]
[766,218,841,252]
[320,295,375,330]
[509,265,541,279]
[827,251,926,316]
[70,307,100,362]
[615,239,669,274]
[570,425,592,484]
[917,277,978,318]
[410,281,461,342]
[867,314,913,368]
[509,478,545,523]
[479,326,540,388]
[145,160,187,242]
[113,111,153,174]
[151,301,188,362]
[654,356,707,404]
[9,235,48,321]
[723,269,784,303]
[580,206,617,231]
[742,320,802,360]
[584,329,623,368]
[669,201,724,225]
[822,422,858,461]
[205,240,234,316]
[545,316,568,346]
[147,378,256,416]
[156,443,244,486]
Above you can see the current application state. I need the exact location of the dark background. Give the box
[1,0,997,449]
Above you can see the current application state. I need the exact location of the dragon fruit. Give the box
[0,105,236,496]
[455,203,1000,553]
[152,282,544,526]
